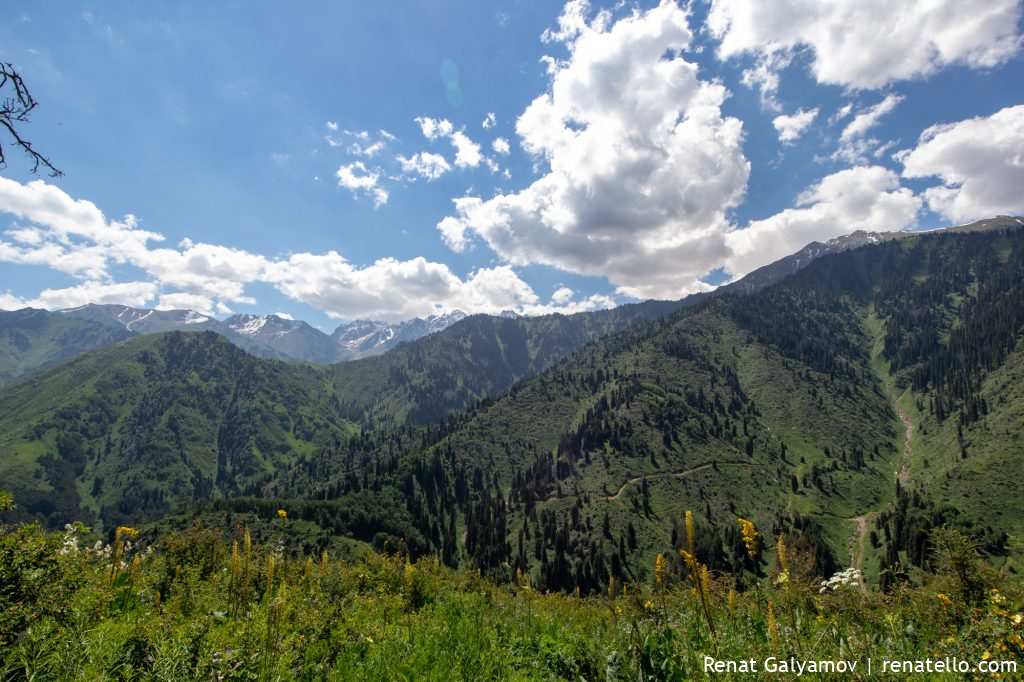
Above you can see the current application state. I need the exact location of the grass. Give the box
[2,515,1021,681]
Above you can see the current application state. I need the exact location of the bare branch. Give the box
[0,61,63,177]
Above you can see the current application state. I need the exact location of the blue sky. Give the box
[1,1,1022,328]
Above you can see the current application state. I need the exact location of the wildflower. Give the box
[937,593,952,608]
[776,535,789,574]
[819,567,862,592]
[607,574,615,600]
[655,553,666,586]
[404,560,415,595]
[679,549,698,573]
[276,509,287,520]
[117,526,139,541]
[767,601,779,655]
[685,511,696,556]
[1013,614,1021,625]
[644,600,655,611]
[738,518,758,558]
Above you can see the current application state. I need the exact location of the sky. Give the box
[0,0,1022,329]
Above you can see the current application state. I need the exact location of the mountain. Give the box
[60,303,221,334]
[0,307,133,385]
[721,215,1024,295]
[225,313,339,365]
[276,225,1024,587]
[3,216,1017,387]
[59,303,295,361]
[331,310,468,360]
[2,225,1022,591]
[327,299,687,426]
[0,331,352,528]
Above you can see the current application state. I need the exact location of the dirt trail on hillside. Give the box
[840,394,913,592]
[605,460,759,501]
[847,515,869,592]
[893,396,913,487]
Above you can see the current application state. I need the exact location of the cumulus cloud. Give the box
[450,131,482,168]
[834,94,903,163]
[416,117,485,169]
[899,105,1024,222]
[0,280,158,311]
[0,178,613,321]
[492,137,511,155]
[725,166,921,276]
[156,292,225,317]
[482,112,497,129]
[415,116,454,140]
[551,286,574,305]
[840,95,902,141]
[336,161,388,207]
[437,0,750,300]
[773,107,818,144]
[397,152,451,180]
[707,0,1022,90]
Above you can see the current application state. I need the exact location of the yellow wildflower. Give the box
[116,526,138,540]
[767,601,779,655]
[655,553,666,586]
[685,511,696,556]
[276,509,288,520]
[776,535,789,574]
[644,600,655,611]
[738,518,758,557]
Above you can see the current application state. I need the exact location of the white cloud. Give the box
[899,105,1024,222]
[397,152,451,180]
[773,107,818,144]
[156,292,222,317]
[707,0,1022,90]
[551,286,574,305]
[834,94,903,163]
[740,52,791,111]
[492,137,511,155]
[450,131,482,169]
[415,116,484,169]
[336,161,388,207]
[0,178,615,321]
[831,103,854,125]
[415,116,454,140]
[1,280,157,311]
[437,0,750,300]
[725,166,921,276]
[326,121,339,131]
[482,112,497,129]
[840,95,903,142]
[348,140,386,157]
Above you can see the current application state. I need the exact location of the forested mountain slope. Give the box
[1,226,1022,597]
[270,227,1024,592]
[0,332,354,528]
[0,308,133,385]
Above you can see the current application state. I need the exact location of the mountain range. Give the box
[2,216,1019,389]
[0,215,1022,594]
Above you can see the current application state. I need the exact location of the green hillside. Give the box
[1,228,1022,597]
[265,227,1024,594]
[0,308,133,385]
[327,299,686,427]
[0,332,354,529]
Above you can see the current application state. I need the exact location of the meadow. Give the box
[2,500,1020,681]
